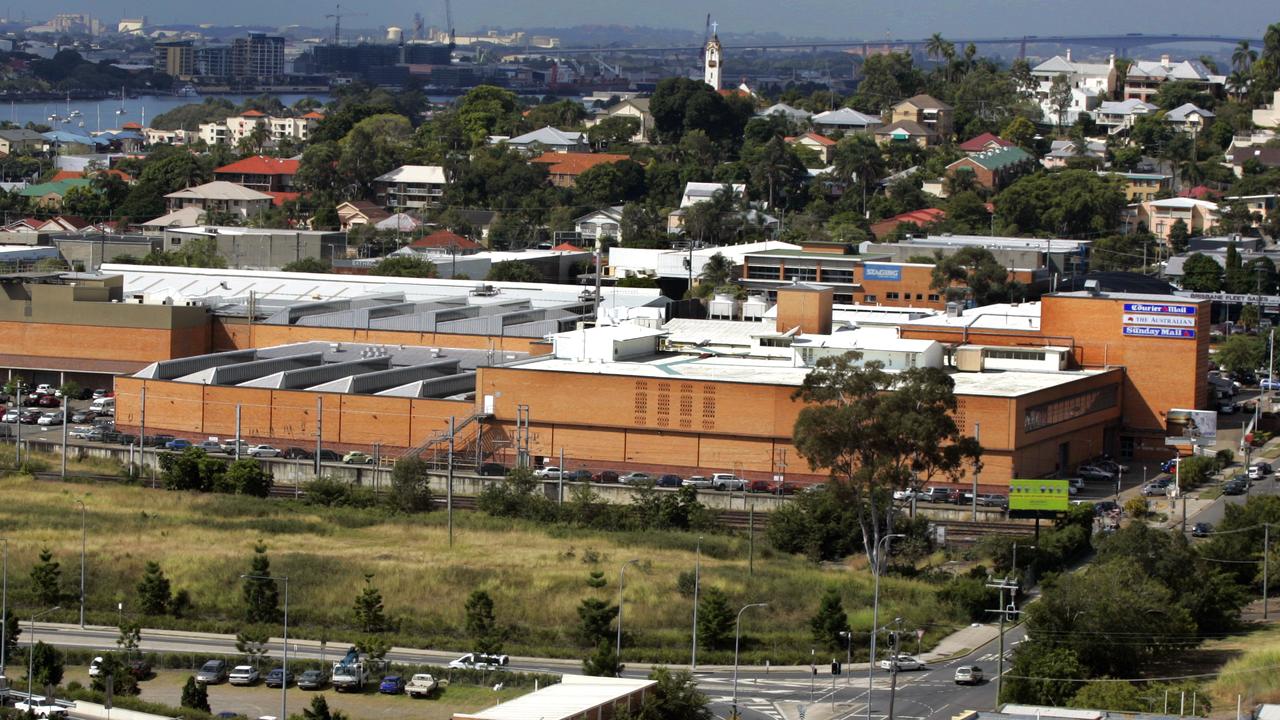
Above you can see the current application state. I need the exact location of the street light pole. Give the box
[27,606,60,700]
[1,538,7,672]
[74,500,85,628]
[867,533,905,720]
[615,559,638,660]
[691,537,701,670]
[242,574,288,720]
[732,602,769,719]
[839,630,853,687]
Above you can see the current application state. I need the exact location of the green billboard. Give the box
[1008,479,1070,512]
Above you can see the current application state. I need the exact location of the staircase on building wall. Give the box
[399,411,492,469]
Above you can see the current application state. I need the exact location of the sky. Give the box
[12,1,1277,40]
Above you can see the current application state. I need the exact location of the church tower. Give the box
[703,24,722,91]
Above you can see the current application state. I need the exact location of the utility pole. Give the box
[986,576,1020,708]
[887,618,904,720]
[314,396,323,477]
[971,422,980,521]
[1266,523,1271,620]
[691,537,701,669]
[447,416,455,549]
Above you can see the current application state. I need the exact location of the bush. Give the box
[305,477,378,508]
[1125,496,1150,519]
[940,569,999,622]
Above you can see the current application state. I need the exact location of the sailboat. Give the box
[115,86,126,116]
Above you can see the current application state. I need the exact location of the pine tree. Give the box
[181,676,210,712]
[3,613,19,660]
[576,597,618,646]
[586,570,607,589]
[582,640,623,677]
[30,547,62,606]
[302,695,332,720]
[117,620,141,653]
[242,542,280,624]
[28,641,64,688]
[465,590,502,654]
[136,561,172,616]
[810,587,851,651]
[235,629,271,667]
[697,587,735,650]
[352,574,386,633]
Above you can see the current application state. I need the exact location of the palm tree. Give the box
[1233,41,1257,73]
[832,135,885,215]
[925,33,954,64]
[1227,71,1249,101]
[698,252,736,287]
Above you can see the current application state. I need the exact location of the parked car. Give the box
[748,479,775,493]
[405,673,438,698]
[711,473,746,491]
[70,426,102,441]
[478,462,507,476]
[248,444,280,458]
[228,665,260,686]
[921,488,951,503]
[954,665,984,685]
[682,475,713,489]
[379,675,406,694]
[1,408,18,423]
[35,384,53,395]
[1092,500,1120,516]
[1263,378,1280,391]
[197,440,224,453]
[448,653,509,671]
[264,667,293,688]
[36,395,59,408]
[1161,458,1179,474]
[656,474,683,487]
[979,493,1009,507]
[1219,400,1238,414]
[1076,464,1114,482]
[595,470,620,484]
[37,411,63,426]
[1192,522,1214,538]
[619,472,652,485]
[1249,462,1273,480]
[20,409,42,424]
[92,388,108,399]
[126,658,153,680]
[298,668,329,690]
[342,451,374,465]
[282,447,313,460]
[533,466,563,478]
[317,449,342,462]
[1141,481,1171,496]
[69,410,97,423]
[1225,479,1250,495]
[196,659,229,685]
[877,654,925,671]
[165,438,192,451]
[89,656,104,678]
[221,439,249,455]
[567,469,593,482]
[892,488,918,501]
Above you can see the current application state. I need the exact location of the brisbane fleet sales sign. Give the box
[1121,302,1197,339]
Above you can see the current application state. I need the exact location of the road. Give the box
[29,621,1026,720]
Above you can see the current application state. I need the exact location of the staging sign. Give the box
[863,263,902,281]
[1122,302,1197,339]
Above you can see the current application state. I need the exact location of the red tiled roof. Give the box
[529,151,629,176]
[786,132,837,147]
[410,229,483,251]
[121,122,142,130]
[104,168,133,182]
[50,170,85,182]
[239,109,266,117]
[267,191,301,207]
[1178,185,1220,200]
[888,208,946,225]
[215,155,300,176]
[958,132,1015,152]
[301,111,325,120]
[552,242,583,251]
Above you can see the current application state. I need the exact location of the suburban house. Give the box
[757,103,813,122]
[1252,90,1280,129]
[0,128,46,154]
[529,152,629,188]
[1031,52,1118,126]
[375,213,421,233]
[576,206,624,242]
[1123,56,1224,102]
[1097,171,1172,202]
[1224,144,1280,177]
[164,181,273,220]
[887,94,954,142]
[785,132,837,164]
[1124,197,1219,241]
[1042,139,1107,168]
[19,178,92,209]
[497,126,590,153]
[957,133,1015,155]
[943,146,1035,192]
[336,201,391,231]
[1093,99,1158,131]
[811,108,882,134]
[1164,103,1215,133]
[213,156,299,192]
[870,208,946,240]
[407,229,484,255]
[42,130,109,155]
[585,98,652,144]
[874,120,937,148]
[269,111,323,143]
[373,165,448,209]
[197,122,229,145]
[680,182,745,208]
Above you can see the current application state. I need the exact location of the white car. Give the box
[877,654,925,671]
[405,673,439,698]
[533,466,562,478]
[248,445,280,458]
[710,473,746,491]
[37,411,64,426]
[682,476,713,489]
[15,701,66,719]
[229,665,260,686]
[892,488,918,501]
[448,653,509,671]
[89,656,104,677]
[70,426,101,440]
[35,384,54,395]
[2,408,19,423]
[954,665,984,685]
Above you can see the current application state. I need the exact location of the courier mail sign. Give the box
[1121,302,1197,339]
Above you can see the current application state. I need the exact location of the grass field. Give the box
[0,473,961,664]
[1206,619,1280,708]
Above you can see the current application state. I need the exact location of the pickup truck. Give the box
[16,701,68,719]
[405,673,439,698]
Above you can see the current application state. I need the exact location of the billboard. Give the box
[1008,479,1070,512]
[1121,302,1198,340]
[863,263,902,282]
[1166,408,1217,446]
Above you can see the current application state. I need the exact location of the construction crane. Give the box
[413,12,425,41]
[325,4,367,45]
[443,0,456,47]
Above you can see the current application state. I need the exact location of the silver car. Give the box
[196,659,228,684]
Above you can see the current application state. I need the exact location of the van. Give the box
[90,397,115,413]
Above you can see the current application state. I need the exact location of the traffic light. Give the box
[831,661,842,676]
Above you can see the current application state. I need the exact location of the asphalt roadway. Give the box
[27,621,1027,720]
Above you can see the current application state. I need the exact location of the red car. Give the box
[594,470,619,484]
[37,395,60,408]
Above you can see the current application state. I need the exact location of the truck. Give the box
[405,673,439,698]
[15,700,68,719]
[331,647,370,693]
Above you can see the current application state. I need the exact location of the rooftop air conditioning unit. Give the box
[471,284,500,297]
[1084,279,1101,295]
[945,302,963,318]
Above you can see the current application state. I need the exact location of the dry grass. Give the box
[0,475,959,663]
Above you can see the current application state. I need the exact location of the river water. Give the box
[1,93,332,132]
